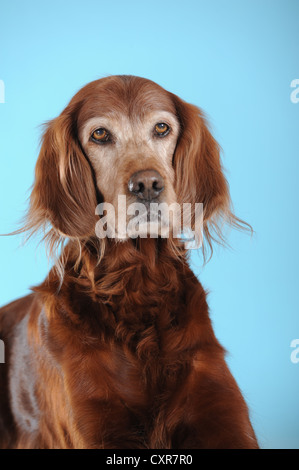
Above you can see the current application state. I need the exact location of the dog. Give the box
[0,75,258,448]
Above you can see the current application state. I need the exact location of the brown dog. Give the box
[0,75,258,449]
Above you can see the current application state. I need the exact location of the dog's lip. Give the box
[135,198,162,208]
[146,211,162,222]
[127,203,163,221]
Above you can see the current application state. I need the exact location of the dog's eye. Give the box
[91,128,110,143]
[154,123,170,137]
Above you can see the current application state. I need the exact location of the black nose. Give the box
[128,170,164,201]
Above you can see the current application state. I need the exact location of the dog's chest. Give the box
[76,313,186,419]
[90,329,182,411]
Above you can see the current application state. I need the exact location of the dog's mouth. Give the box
[130,202,164,221]
[95,197,203,248]
[126,202,175,238]
[95,198,180,240]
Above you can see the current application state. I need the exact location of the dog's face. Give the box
[28,75,232,251]
[77,78,180,238]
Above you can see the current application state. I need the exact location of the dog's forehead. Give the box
[76,77,177,128]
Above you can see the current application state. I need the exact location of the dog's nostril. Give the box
[128,170,164,201]
[138,182,145,193]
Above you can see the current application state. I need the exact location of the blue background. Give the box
[0,0,298,449]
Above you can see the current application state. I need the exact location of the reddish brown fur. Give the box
[0,75,258,449]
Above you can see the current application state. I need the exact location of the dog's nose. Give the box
[128,170,164,201]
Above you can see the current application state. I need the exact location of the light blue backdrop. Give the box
[0,0,298,449]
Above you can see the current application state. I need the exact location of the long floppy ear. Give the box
[172,94,247,255]
[26,109,98,240]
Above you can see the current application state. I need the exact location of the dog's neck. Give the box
[34,237,202,372]
[66,237,188,290]
[37,237,191,314]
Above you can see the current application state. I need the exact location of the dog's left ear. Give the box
[171,94,240,251]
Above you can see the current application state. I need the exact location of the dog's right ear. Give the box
[27,110,98,239]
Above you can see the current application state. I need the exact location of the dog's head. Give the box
[27,75,241,255]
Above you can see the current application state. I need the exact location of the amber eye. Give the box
[154,122,170,137]
[91,128,110,143]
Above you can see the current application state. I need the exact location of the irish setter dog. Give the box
[0,75,258,449]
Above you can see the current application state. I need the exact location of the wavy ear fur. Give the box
[171,94,249,256]
[26,110,98,242]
